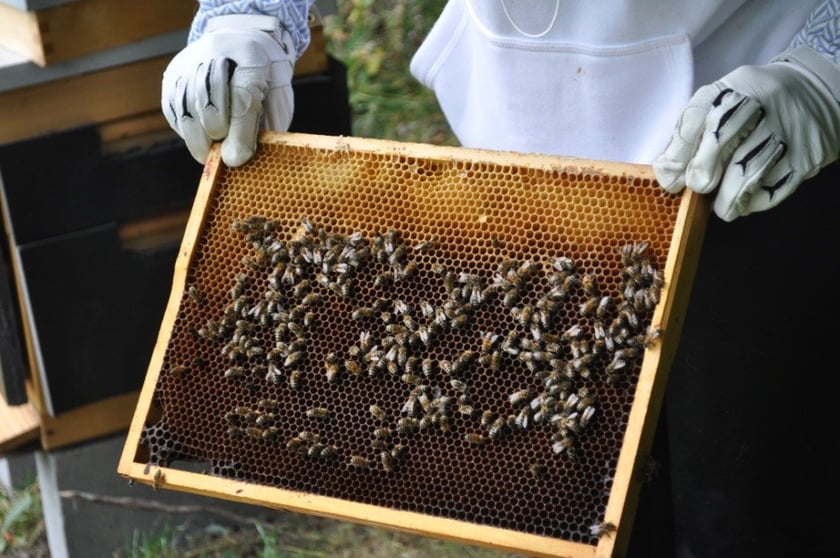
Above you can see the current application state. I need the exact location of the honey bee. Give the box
[369,405,387,421]
[352,307,374,320]
[514,406,533,429]
[326,362,341,383]
[489,417,508,439]
[501,331,521,355]
[286,436,305,451]
[258,364,277,384]
[385,323,407,336]
[581,273,600,297]
[644,326,663,347]
[397,417,419,434]
[287,322,304,339]
[593,296,613,319]
[374,271,394,288]
[292,279,311,299]
[262,426,280,439]
[246,345,265,358]
[187,285,206,305]
[563,273,583,293]
[299,430,320,444]
[152,469,163,490]
[453,351,476,374]
[301,292,322,307]
[458,402,476,417]
[529,463,547,478]
[619,306,640,328]
[562,324,583,341]
[589,521,617,538]
[403,356,419,376]
[320,445,339,459]
[349,455,370,469]
[255,413,275,426]
[284,351,304,368]
[606,357,627,375]
[580,405,597,428]
[464,433,486,444]
[413,239,435,252]
[580,297,600,317]
[344,359,362,376]
[306,407,330,419]
[388,245,407,266]
[552,438,571,454]
[414,358,432,380]
[518,260,541,280]
[428,358,449,378]
[301,216,316,234]
[450,379,467,392]
[449,314,468,329]
[418,392,434,413]
[509,389,532,407]
[401,373,421,385]
[411,324,431,347]
[419,300,435,319]
[170,364,189,378]
[502,288,520,308]
[434,414,452,432]
[288,370,302,389]
[307,443,326,458]
[380,451,395,473]
[490,351,503,372]
[373,427,392,439]
[303,311,317,328]
[234,405,256,418]
[620,241,648,264]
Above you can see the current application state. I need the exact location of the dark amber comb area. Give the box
[121,132,701,558]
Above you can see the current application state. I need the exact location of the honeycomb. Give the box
[127,132,688,555]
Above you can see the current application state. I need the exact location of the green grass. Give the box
[2,481,524,558]
[118,515,524,558]
[0,480,46,557]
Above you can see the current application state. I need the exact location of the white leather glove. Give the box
[653,46,840,221]
[162,14,295,167]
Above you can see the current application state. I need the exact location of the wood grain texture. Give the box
[0,0,195,66]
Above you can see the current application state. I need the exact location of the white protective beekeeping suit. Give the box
[410,0,822,163]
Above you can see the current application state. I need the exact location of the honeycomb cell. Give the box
[134,134,683,550]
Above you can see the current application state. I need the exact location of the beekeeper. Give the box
[161,1,840,556]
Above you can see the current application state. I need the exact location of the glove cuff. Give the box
[772,45,840,103]
[206,14,281,34]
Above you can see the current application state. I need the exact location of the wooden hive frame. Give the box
[118,132,708,558]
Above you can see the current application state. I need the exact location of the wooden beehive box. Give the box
[118,132,708,557]
[0,0,195,67]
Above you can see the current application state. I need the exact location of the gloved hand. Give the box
[162,14,295,167]
[653,46,840,221]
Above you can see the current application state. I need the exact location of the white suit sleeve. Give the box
[188,0,316,59]
[790,0,840,64]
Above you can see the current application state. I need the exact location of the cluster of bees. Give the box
[184,215,663,473]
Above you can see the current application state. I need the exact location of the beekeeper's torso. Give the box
[410,0,821,163]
